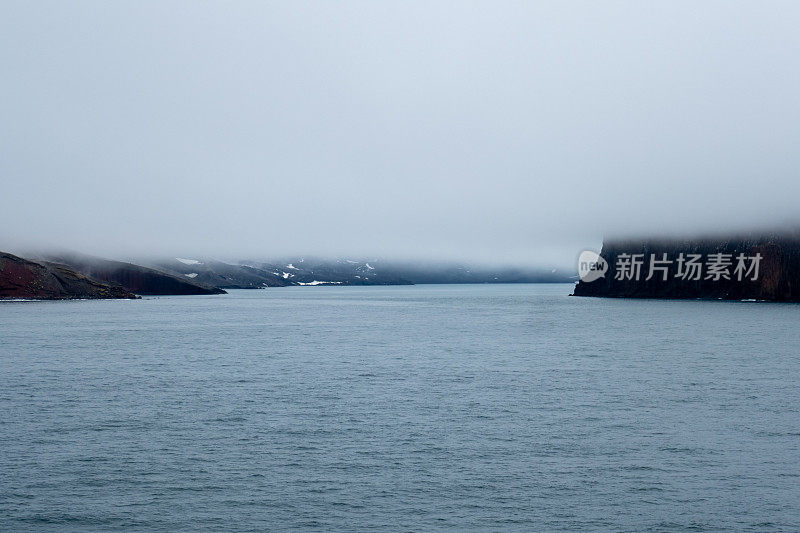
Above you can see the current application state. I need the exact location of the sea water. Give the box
[1,284,798,531]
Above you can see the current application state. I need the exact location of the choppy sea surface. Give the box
[1,284,799,531]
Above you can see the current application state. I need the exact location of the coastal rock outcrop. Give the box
[0,252,138,300]
[573,231,800,302]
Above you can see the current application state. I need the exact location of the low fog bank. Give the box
[2,2,799,269]
[3,243,585,274]
[4,212,799,274]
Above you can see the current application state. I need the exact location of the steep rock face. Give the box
[43,253,226,296]
[0,252,138,300]
[573,232,800,302]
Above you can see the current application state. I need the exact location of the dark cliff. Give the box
[0,252,138,300]
[573,232,800,302]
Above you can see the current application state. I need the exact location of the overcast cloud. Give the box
[2,1,799,267]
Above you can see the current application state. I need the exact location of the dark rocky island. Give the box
[573,231,800,302]
[0,252,138,300]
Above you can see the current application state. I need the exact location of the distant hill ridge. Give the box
[143,256,571,287]
[3,249,573,300]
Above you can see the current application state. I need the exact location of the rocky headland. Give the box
[573,231,800,302]
[41,253,227,296]
[0,252,138,300]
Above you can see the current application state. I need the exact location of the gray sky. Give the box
[2,1,799,267]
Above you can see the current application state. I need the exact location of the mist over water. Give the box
[2,2,800,265]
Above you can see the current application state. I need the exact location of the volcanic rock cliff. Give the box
[572,232,800,302]
[0,252,138,300]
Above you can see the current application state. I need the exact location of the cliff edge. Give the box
[573,232,800,302]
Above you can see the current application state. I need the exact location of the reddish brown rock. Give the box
[0,252,138,300]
